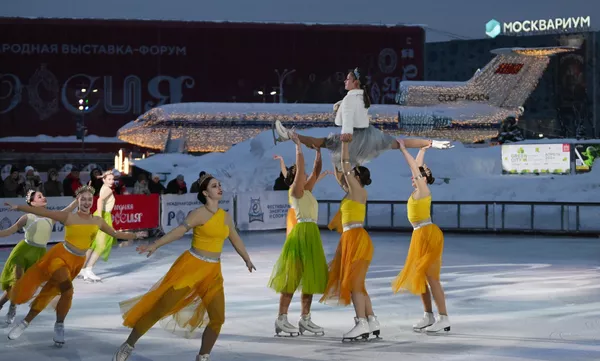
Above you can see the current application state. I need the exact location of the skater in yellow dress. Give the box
[112,174,256,361]
[4,185,145,346]
[0,190,77,325]
[391,139,450,333]
[319,139,381,341]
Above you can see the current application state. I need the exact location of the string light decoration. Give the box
[117,46,577,152]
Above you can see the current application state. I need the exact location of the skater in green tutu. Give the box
[79,170,116,282]
[268,131,329,337]
[0,190,77,325]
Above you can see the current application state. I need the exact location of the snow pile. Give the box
[133,127,600,202]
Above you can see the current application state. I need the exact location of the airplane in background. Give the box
[393,46,577,132]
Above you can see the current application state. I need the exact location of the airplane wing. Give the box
[398,103,519,130]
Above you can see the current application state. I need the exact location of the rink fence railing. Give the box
[314,199,600,236]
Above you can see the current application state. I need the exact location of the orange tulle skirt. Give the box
[9,243,85,311]
[319,227,374,306]
[286,208,297,236]
[120,250,224,337]
[392,224,444,295]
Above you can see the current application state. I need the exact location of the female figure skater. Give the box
[273,67,452,170]
[319,140,380,342]
[0,191,77,325]
[4,185,145,346]
[275,155,332,236]
[391,140,450,333]
[113,173,256,361]
[268,133,329,337]
[80,170,116,282]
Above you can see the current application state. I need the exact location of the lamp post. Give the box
[275,69,296,103]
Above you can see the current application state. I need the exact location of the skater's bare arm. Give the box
[273,155,287,178]
[340,141,363,197]
[61,199,79,213]
[305,148,322,192]
[290,132,305,199]
[0,215,27,237]
[96,187,111,214]
[403,138,431,149]
[225,213,253,264]
[98,219,145,241]
[415,145,430,167]
[8,203,70,224]
[316,170,332,184]
[397,140,430,196]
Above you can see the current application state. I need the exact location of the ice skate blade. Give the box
[54,341,64,348]
[274,327,299,337]
[342,333,370,342]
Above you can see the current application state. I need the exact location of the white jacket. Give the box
[334,89,369,135]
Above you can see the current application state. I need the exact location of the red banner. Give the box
[0,18,424,138]
[91,194,160,230]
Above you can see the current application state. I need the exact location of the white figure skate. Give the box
[431,140,454,149]
[81,268,102,283]
[367,315,381,338]
[413,312,435,332]
[196,354,210,361]
[8,319,29,340]
[273,120,291,144]
[53,322,65,347]
[113,342,134,361]
[274,314,299,337]
[425,314,451,333]
[298,313,324,336]
[342,318,370,342]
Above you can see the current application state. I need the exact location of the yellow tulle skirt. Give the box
[392,224,444,295]
[319,227,374,306]
[120,250,224,337]
[10,243,85,311]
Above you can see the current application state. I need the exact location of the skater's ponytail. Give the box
[352,67,371,109]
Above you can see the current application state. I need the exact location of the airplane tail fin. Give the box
[469,46,577,109]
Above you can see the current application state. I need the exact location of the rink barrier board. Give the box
[1,193,599,247]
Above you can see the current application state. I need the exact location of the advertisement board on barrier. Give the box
[160,193,234,234]
[0,196,74,246]
[235,191,290,231]
[501,143,571,174]
[573,143,600,173]
[91,194,160,230]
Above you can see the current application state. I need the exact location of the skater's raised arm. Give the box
[397,139,432,197]
[144,209,202,253]
[0,214,27,237]
[304,147,323,192]
[289,132,306,199]
[316,170,332,184]
[340,141,363,195]
[273,155,288,178]
[415,144,431,167]
[4,202,70,224]
[225,212,255,272]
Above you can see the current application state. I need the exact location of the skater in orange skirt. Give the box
[319,139,381,341]
[113,174,256,361]
[391,139,450,333]
[3,185,145,346]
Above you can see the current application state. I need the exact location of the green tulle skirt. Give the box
[90,210,116,261]
[0,240,47,291]
[268,222,328,295]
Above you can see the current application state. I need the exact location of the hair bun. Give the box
[429,176,436,185]
[365,178,372,186]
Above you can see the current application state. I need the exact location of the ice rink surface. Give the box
[0,231,599,361]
